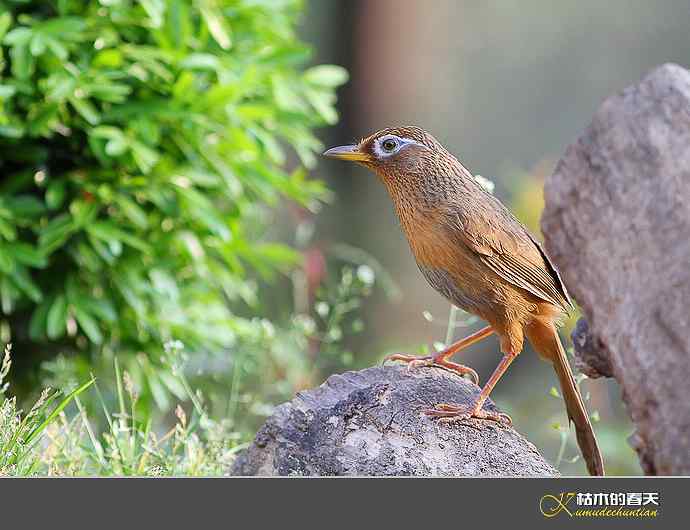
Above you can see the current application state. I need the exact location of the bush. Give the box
[0,0,348,407]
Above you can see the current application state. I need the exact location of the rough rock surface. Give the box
[231,365,558,476]
[542,63,690,475]
[571,318,613,379]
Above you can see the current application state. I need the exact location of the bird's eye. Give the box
[381,138,398,152]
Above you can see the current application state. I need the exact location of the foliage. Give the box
[0,0,348,407]
[0,344,93,475]
[0,342,238,476]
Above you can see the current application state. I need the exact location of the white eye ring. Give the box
[374,135,402,157]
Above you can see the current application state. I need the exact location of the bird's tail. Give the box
[528,322,605,476]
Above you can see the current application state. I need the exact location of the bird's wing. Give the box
[442,185,572,311]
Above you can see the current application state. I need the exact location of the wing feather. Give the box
[441,179,572,311]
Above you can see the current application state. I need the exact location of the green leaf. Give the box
[39,213,76,253]
[0,84,17,99]
[130,141,159,173]
[45,181,66,210]
[272,76,306,112]
[165,0,191,50]
[73,306,103,344]
[0,275,18,313]
[115,195,148,229]
[89,81,132,103]
[179,53,220,71]
[304,65,349,87]
[177,187,230,240]
[5,195,45,217]
[200,3,232,50]
[105,138,127,156]
[90,125,126,141]
[0,12,12,41]
[29,301,50,340]
[141,0,165,28]
[46,294,67,339]
[45,74,77,102]
[6,242,47,268]
[87,234,116,264]
[10,41,34,80]
[81,297,117,323]
[0,247,14,273]
[87,221,150,252]
[3,27,31,46]
[0,218,17,241]
[69,199,98,227]
[29,33,47,56]
[304,88,338,125]
[27,102,60,136]
[73,240,103,272]
[69,96,100,125]
[35,17,86,38]
[46,37,68,60]
[10,266,42,302]
[93,49,123,68]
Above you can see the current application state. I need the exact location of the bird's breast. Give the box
[397,205,465,272]
[396,205,498,315]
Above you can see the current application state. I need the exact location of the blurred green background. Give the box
[3,0,689,476]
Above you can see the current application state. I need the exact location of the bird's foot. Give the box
[383,353,479,385]
[425,402,512,425]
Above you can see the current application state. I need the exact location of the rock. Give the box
[542,63,690,475]
[571,318,613,379]
[231,365,558,476]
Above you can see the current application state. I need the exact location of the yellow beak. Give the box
[322,144,371,162]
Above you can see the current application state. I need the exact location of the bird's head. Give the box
[323,126,443,181]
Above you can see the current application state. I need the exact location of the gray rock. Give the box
[542,63,690,475]
[571,317,613,379]
[231,365,558,476]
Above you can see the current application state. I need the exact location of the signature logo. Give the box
[540,492,576,518]
[539,491,659,519]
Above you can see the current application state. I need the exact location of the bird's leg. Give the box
[384,326,493,385]
[427,350,517,424]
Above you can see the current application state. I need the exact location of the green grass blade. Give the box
[22,378,94,449]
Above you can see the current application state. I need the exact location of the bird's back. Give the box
[392,158,571,328]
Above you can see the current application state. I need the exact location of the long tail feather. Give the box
[529,323,604,476]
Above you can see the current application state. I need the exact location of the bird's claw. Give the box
[425,403,512,426]
[382,353,480,385]
[382,353,432,367]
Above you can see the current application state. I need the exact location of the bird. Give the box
[323,126,604,476]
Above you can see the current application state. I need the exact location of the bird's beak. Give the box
[322,144,371,163]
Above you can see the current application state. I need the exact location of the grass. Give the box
[0,342,245,476]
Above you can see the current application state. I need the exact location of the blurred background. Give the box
[2,0,689,476]
[304,0,690,475]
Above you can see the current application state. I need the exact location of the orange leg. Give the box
[426,350,517,424]
[384,325,494,385]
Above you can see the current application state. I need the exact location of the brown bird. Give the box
[324,126,604,476]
